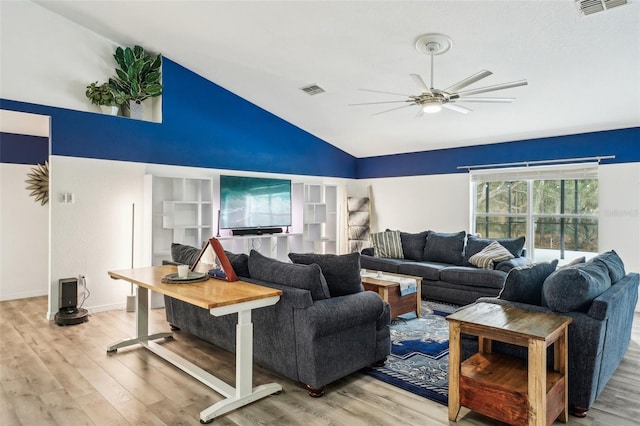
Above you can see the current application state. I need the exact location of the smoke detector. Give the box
[575,0,627,16]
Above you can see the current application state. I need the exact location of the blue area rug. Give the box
[363,301,457,405]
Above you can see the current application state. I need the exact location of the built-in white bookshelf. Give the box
[302,183,337,254]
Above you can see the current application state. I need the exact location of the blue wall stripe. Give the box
[0,132,49,165]
[356,127,640,178]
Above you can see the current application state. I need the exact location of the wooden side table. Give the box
[447,302,572,426]
[361,271,421,318]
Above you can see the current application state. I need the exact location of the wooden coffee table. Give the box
[361,271,422,318]
[447,302,572,426]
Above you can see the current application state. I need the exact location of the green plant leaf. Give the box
[124,47,134,66]
[133,45,144,58]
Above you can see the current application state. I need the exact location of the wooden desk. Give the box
[361,271,421,318]
[107,265,282,423]
[446,302,572,426]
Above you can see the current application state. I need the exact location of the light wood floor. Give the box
[1,296,638,426]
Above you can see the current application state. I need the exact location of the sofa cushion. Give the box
[288,252,363,297]
[360,255,405,273]
[590,250,626,283]
[248,250,330,301]
[399,230,429,261]
[558,256,586,269]
[468,241,514,270]
[439,266,507,289]
[397,261,448,281]
[225,250,250,277]
[464,235,525,266]
[171,243,201,266]
[422,231,466,265]
[498,260,558,305]
[371,230,404,258]
[542,260,612,313]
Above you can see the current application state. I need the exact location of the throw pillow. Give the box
[248,250,330,301]
[224,250,250,277]
[542,261,612,313]
[498,259,559,305]
[464,235,525,266]
[400,230,429,261]
[558,256,586,269]
[422,230,466,265]
[171,243,201,266]
[590,250,626,283]
[370,230,404,258]
[288,252,363,297]
[468,241,514,270]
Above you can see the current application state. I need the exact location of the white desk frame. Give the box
[107,285,282,423]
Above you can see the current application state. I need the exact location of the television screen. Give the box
[220,176,292,229]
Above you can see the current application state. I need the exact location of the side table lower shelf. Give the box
[460,353,565,426]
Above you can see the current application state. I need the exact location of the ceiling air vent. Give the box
[300,84,325,96]
[575,0,627,16]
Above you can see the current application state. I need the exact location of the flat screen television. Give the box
[219,175,292,230]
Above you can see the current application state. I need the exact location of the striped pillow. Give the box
[468,241,514,269]
[371,230,404,259]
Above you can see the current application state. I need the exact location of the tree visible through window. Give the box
[473,174,598,261]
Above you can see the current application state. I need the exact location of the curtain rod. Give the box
[457,155,616,171]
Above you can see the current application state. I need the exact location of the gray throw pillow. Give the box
[248,250,330,301]
[542,261,612,313]
[498,259,558,305]
[422,231,466,265]
[371,230,404,258]
[590,250,626,283]
[288,252,363,297]
[464,235,525,266]
[224,250,250,277]
[171,243,201,266]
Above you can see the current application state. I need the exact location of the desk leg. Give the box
[528,339,546,426]
[199,308,282,423]
[448,321,461,421]
[107,286,172,352]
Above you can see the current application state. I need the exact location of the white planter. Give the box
[128,100,145,119]
[100,105,119,116]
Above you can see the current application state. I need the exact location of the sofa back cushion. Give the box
[171,243,202,266]
[590,250,626,283]
[225,250,250,277]
[248,250,330,301]
[398,230,429,261]
[422,231,466,265]
[464,235,525,266]
[542,261,612,313]
[288,252,363,297]
[498,260,558,305]
[370,230,404,258]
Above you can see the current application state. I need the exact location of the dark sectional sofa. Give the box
[164,245,390,397]
[468,250,639,416]
[361,230,531,305]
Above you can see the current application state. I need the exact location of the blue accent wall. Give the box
[1,57,637,178]
[0,133,48,165]
[0,58,358,178]
[356,127,640,178]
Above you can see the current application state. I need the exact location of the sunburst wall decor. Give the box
[25,161,49,205]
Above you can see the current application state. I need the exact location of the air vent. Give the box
[300,84,325,95]
[575,0,627,15]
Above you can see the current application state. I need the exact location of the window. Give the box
[472,164,599,262]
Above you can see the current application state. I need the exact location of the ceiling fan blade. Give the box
[455,97,515,103]
[358,88,412,97]
[443,70,492,93]
[443,103,472,114]
[409,74,433,95]
[371,103,417,116]
[453,79,528,97]
[349,100,411,106]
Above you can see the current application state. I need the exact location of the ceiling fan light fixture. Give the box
[422,102,442,114]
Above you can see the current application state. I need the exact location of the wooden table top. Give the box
[446,302,572,341]
[108,265,282,310]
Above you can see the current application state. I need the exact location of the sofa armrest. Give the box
[587,272,639,321]
[494,256,533,272]
[297,291,386,338]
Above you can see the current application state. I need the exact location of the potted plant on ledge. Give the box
[109,45,162,119]
[85,81,127,115]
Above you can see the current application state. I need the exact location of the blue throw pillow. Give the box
[542,261,611,313]
[422,231,466,265]
[288,252,363,297]
[248,250,330,301]
[498,260,558,305]
[590,250,626,283]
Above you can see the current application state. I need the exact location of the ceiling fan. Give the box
[351,33,528,116]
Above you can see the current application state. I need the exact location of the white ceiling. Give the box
[36,0,640,158]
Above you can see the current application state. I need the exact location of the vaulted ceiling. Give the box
[36,0,640,158]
